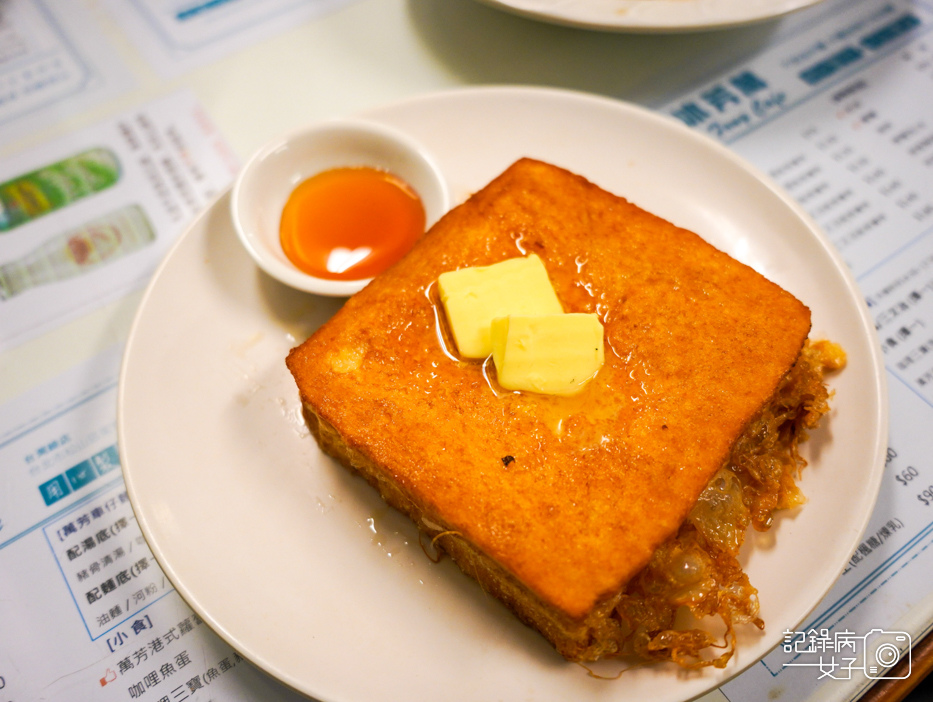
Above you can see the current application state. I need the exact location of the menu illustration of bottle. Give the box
[0,205,156,300]
[0,148,121,232]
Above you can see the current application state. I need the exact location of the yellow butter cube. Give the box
[491,313,605,396]
[437,254,563,359]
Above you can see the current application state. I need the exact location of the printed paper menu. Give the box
[0,90,239,352]
[102,0,360,76]
[659,0,933,699]
[0,0,134,144]
[0,348,307,701]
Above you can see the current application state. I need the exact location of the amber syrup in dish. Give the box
[280,167,426,281]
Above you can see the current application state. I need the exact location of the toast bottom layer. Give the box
[302,340,840,665]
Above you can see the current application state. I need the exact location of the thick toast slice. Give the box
[286,158,812,660]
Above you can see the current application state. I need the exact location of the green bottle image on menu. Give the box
[0,204,156,300]
[0,147,121,232]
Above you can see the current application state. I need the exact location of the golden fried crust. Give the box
[286,158,811,621]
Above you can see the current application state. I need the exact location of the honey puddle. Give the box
[425,282,619,440]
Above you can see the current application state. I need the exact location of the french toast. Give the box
[286,158,833,664]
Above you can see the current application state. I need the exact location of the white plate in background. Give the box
[474,0,827,32]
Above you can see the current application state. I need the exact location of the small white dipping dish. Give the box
[231,119,449,296]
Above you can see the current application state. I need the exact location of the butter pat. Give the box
[437,254,562,358]
[491,313,605,396]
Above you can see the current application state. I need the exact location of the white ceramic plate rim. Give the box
[474,0,826,32]
[118,86,888,702]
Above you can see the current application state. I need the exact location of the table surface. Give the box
[1,1,928,701]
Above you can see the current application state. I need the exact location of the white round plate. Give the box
[474,0,826,32]
[118,86,887,702]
